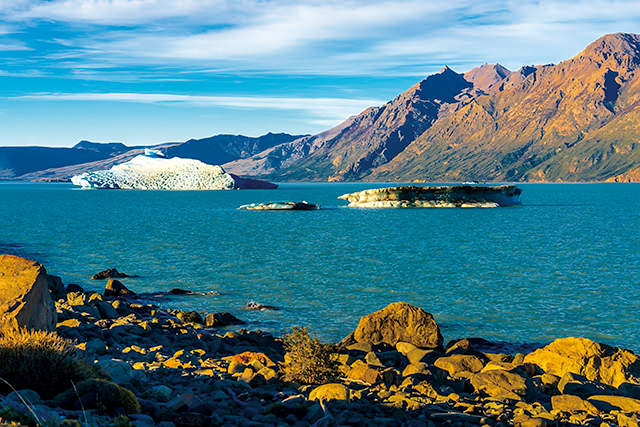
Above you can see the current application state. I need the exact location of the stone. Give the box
[551,394,599,414]
[619,382,640,399]
[558,372,612,398]
[46,274,65,299]
[104,279,136,297]
[230,351,275,367]
[347,361,381,384]
[406,348,443,365]
[84,338,108,355]
[6,389,41,405]
[434,354,486,377]
[94,300,121,320]
[588,395,640,413]
[112,299,133,316]
[470,369,532,401]
[92,268,133,280]
[524,337,640,388]
[182,393,206,412]
[66,283,84,293]
[205,312,244,327]
[172,413,210,427]
[67,292,89,307]
[257,367,277,381]
[309,383,350,403]
[0,255,57,331]
[396,341,418,355]
[176,310,204,325]
[353,302,443,349]
[618,414,640,427]
[151,386,173,402]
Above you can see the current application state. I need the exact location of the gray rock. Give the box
[558,372,613,398]
[94,300,121,319]
[105,279,136,297]
[6,389,41,405]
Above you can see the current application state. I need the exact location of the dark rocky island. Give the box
[2,254,640,427]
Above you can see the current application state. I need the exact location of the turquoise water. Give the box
[1,182,639,350]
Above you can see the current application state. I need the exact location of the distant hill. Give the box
[0,133,305,181]
[223,32,640,182]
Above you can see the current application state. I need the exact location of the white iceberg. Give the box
[71,152,277,190]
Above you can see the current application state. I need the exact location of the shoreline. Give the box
[3,262,640,426]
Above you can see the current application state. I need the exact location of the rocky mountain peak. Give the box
[579,32,640,70]
[464,63,514,94]
[412,66,472,103]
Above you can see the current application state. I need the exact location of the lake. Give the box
[1,182,638,351]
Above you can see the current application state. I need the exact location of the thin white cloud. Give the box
[2,0,640,76]
[14,92,385,121]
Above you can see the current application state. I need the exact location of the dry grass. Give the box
[0,328,98,399]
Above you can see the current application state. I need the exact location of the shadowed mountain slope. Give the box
[1,133,303,181]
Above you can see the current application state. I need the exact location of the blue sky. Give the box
[1,0,639,147]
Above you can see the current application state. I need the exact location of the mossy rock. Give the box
[55,379,140,415]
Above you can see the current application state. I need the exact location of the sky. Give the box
[1,0,639,147]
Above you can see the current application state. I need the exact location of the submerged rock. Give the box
[71,152,277,190]
[338,184,522,208]
[91,268,136,280]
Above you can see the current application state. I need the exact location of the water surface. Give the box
[1,182,638,350]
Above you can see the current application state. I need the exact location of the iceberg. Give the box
[71,152,277,190]
[338,185,522,208]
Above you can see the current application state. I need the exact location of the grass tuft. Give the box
[0,328,98,400]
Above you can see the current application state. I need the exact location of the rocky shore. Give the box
[2,255,640,427]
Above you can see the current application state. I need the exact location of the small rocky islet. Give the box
[2,255,640,427]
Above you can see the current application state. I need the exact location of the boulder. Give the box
[353,302,443,349]
[551,394,599,414]
[309,383,350,403]
[205,312,244,327]
[557,372,612,398]
[524,337,640,388]
[0,255,57,331]
[176,310,204,325]
[588,395,640,413]
[347,361,381,385]
[470,369,533,401]
[104,279,136,297]
[434,354,486,377]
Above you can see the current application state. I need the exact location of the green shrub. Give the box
[0,328,98,399]
[281,326,339,385]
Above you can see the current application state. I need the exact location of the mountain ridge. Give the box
[238,32,640,183]
[2,32,640,183]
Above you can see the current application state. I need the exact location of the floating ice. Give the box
[71,152,277,190]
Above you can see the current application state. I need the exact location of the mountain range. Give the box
[2,32,640,183]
